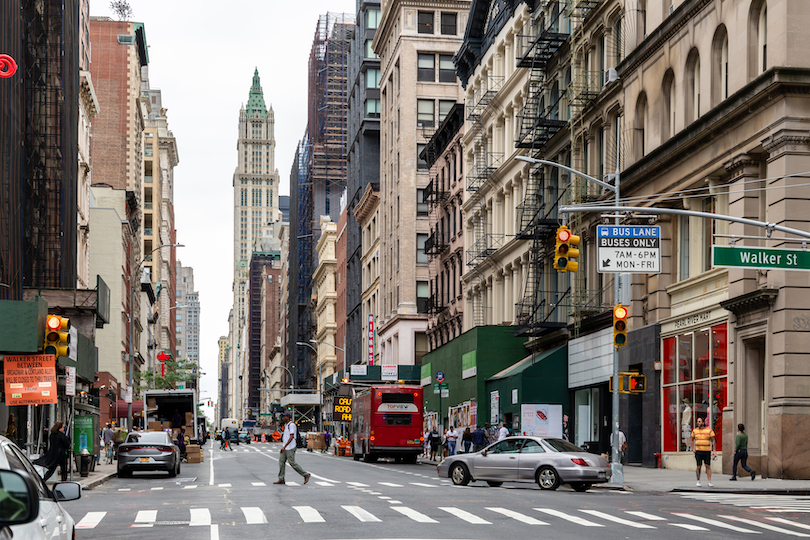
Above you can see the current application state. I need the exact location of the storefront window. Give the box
[662,323,727,451]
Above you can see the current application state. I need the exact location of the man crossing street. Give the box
[274,412,310,485]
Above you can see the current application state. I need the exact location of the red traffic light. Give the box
[614,305,628,320]
[557,228,571,242]
[46,315,61,330]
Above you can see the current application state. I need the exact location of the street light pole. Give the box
[128,243,183,432]
[516,154,624,485]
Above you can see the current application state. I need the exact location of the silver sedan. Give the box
[436,436,611,492]
[117,431,180,478]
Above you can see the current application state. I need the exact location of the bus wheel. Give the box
[405,454,418,464]
[363,452,377,463]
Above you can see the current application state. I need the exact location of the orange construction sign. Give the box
[3,355,58,406]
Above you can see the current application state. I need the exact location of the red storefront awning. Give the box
[114,400,143,418]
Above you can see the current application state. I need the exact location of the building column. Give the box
[723,154,763,299]
[504,265,513,324]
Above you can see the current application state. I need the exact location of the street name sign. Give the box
[713,245,810,271]
[597,225,661,273]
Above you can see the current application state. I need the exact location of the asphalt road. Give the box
[63,441,810,540]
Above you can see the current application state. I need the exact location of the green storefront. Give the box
[420,326,527,430]
[486,345,569,438]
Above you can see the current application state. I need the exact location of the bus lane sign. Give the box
[4,354,58,406]
[597,225,661,274]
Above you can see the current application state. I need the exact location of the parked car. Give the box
[0,435,81,539]
[117,431,181,478]
[436,436,611,492]
[237,430,251,444]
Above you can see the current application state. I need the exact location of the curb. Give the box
[79,472,117,490]
[672,487,810,495]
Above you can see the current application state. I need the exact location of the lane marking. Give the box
[218,483,232,488]
[346,482,369,487]
[580,509,656,529]
[287,481,300,486]
[534,508,603,527]
[118,488,131,492]
[721,515,810,537]
[293,506,325,523]
[625,511,667,521]
[672,513,760,533]
[768,518,810,531]
[378,482,403,487]
[391,506,438,523]
[251,482,266,487]
[343,505,382,522]
[134,510,156,528]
[242,507,268,524]
[315,481,334,487]
[410,482,438,488]
[439,507,491,524]
[486,507,548,525]
[209,446,214,485]
[388,500,402,504]
[669,523,710,531]
[76,511,106,529]
[151,487,163,491]
[183,485,198,489]
[189,508,211,527]
[210,524,219,540]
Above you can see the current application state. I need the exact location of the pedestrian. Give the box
[102,423,114,462]
[471,425,487,452]
[221,427,232,450]
[691,416,716,487]
[446,425,458,455]
[730,423,756,481]
[274,412,310,485]
[497,422,509,441]
[423,428,431,457]
[34,421,71,482]
[323,431,331,453]
[428,426,441,461]
[461,427,472,453]
[484,422,495,444]
[610,429,627,464]
[178,428,186,461]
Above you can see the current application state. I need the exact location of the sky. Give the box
[89,0,355,422]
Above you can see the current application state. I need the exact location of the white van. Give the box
[221,418,238,431]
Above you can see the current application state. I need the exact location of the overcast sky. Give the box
[90,0,355,421]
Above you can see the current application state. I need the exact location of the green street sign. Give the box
[433,383,439,394]
[440,383,449,389]
[713,245,810,271]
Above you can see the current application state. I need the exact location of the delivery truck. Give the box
[144,389,199,443]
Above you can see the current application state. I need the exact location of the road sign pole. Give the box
[610,142,623,486]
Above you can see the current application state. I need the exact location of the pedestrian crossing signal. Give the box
[629,374,646,392]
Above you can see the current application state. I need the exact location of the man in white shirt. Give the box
[273,413,310,485]
[497,422,509,441]
[446,426,459,455]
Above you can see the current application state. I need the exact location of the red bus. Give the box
[351,385,424,463]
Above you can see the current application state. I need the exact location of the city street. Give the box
[63,442,810,540]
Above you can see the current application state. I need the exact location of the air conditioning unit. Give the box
[604,68,618,86]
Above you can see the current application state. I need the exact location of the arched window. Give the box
[685,49,700,124]
[613,16,623,66]
[635,93,647,160]
[758,5,767,72]
[711,26,729,106]
[663,69,675,140]
[637,0,647,45]
[748,1,767,78]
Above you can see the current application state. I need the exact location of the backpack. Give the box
[295,427,304,449]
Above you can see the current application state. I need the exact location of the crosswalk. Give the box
[74,503,810,535]
[680,493,810,512]
[110,479,445,493]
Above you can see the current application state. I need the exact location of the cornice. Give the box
[720,288,778,316]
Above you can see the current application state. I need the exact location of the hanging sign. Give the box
[3,355,57,406]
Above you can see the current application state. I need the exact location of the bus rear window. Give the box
[381,393,414,404]
[383,414,412,425]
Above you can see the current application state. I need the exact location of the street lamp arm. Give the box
[515,155,616,192]
[309,339,345,353]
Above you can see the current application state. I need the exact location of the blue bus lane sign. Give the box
[597,225,661,274]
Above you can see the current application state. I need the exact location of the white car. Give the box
[0,435,80,539]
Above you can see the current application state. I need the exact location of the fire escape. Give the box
[513,1,570,336]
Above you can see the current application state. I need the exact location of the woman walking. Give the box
[35,421,71,481]
[462,427,472,453]
[730,423,756,481]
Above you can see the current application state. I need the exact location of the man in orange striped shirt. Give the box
[691,416,716,487]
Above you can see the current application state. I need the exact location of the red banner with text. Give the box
[3,355,58,406]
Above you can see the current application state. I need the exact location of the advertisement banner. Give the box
[381,365,397,381]
[124,385,132,404]
[73,416,94,454]
[3,355,57,406]
[520,404,563,438]
[65,366,76,397]
[367,313,375,366]
[350,365,367,376]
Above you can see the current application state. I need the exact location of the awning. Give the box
[487,345,567,381]
[114,400,143,418]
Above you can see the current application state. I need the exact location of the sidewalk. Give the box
[419,456,810,494]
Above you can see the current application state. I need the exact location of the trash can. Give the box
[79,449,91,477]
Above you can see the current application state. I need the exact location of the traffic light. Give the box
[628,373,646,392]
[613,304,628,349]
[553,226,581,272]
[44,315,70,357]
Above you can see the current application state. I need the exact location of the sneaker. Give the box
[696,481,701,487]
[751,470,756,480]
[729,477,737,481]
[707,482,713,487]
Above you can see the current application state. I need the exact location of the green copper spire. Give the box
[246,68,268,118]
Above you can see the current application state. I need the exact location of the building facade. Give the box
[314,217,339,388]
[354,186,381,366]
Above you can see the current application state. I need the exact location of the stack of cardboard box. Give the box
[186,444,202,463]
[307,433,325,450]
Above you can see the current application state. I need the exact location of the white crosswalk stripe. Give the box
[293,506,325,523]
[76,511,106,529]
[378,482,403,487]
[580,509,656,529]
[315,481,334,486]
[189,508,211,526]
[345,481,368,487]
[241,507,267,524]
[251,482,266,487]
[768,518,810,531]
[672,513,760,533]
[669,523,710,531]
[439,507,491,524]
[534,508,603,527]
[343,505,382,522]
[625,511,668,521]
[133,510,156,528]
[486,507,548,525]
[680,493,810,512]
[409,482,438,488]
[721,515,810,537]
[391,506,438,523]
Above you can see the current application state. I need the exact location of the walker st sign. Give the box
[713,245,810,271]
[597,225,661,273]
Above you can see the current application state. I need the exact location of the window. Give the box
[439,100,455,122]
[417,54,435,82]
[711,26,729,106]
[365,39,378,59]
[439,55,456,83]
[686,49,701,124]
[366,68,381,89]
[440,12,457,35]
[417,281,429,313]
[145,143,153,157]
[662,324,728,452]
[365,99,380,118]
[521,440,546,453]
[417,99,434,127]
[418,11,434,34]
[416,188,428,216]
[416,234,428,263]
[366,8,381,29]
[416,144,428,171]
[758,5,767,73]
